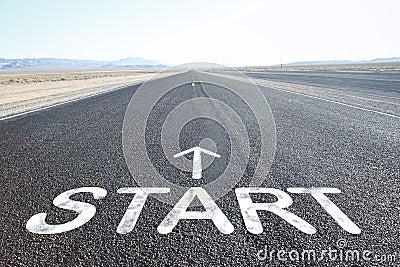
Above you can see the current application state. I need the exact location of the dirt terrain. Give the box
[0,70,159,118]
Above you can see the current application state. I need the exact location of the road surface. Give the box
[0,70,399,265]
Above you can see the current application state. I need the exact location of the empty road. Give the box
[1,70,399,266]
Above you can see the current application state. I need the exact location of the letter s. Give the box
[26,187,107,234]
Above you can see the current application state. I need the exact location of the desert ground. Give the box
[236,62,400,72]
[0,70,159,118]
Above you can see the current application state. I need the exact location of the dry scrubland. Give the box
[237,62,400,72]
[0,70,160,118]
[0,70,155,85]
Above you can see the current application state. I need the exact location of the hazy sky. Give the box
[0,0,399,66]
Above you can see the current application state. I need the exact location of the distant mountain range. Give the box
[1,56,399,71]
[284,57,400,66]
[0,57,168,71]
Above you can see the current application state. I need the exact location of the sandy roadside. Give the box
[0,71,161,118]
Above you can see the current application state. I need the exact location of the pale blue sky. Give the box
[0,0,399,66]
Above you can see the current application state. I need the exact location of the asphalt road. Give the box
[0,70,399,266]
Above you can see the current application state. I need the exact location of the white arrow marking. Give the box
[173,146,221,179]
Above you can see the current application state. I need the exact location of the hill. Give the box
[0,57,167,71]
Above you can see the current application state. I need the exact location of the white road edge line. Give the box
[0,81,143,122]
[257,82,400,119]
[210,72,400,119]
